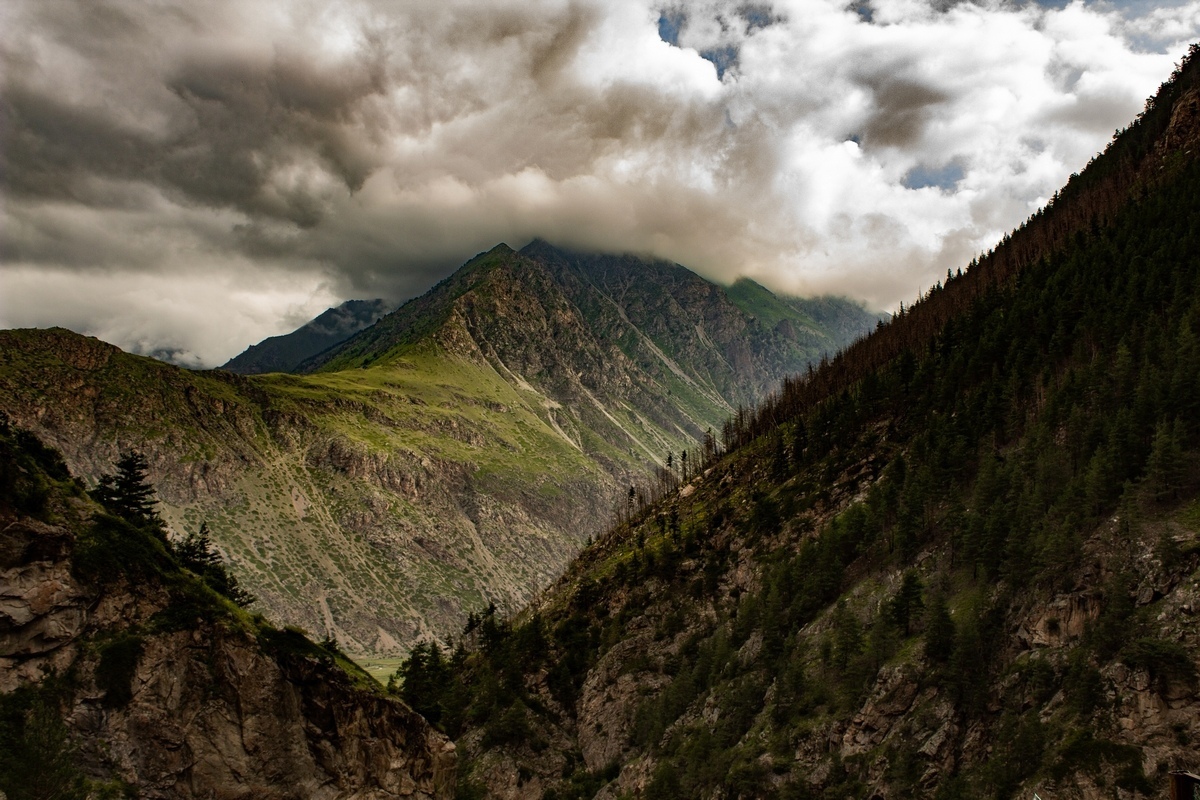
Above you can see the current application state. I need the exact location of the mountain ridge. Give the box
[222,298,391,375]
[0,247,878,659]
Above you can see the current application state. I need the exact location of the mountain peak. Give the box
[221,299,390,375]
[518,237,558,257]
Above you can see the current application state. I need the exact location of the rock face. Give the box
[0,429,455,799]
[0,245,877,658]
[74,627,456,799]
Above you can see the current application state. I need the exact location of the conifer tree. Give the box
[889,573,924,636]
[790,418,808,469]
[924,592,955,665]
[176,522,222,570]
[175,522,255,608]
[1145,419,1186,503]
[91,450,165,537]
[0,696,87,800]
[771,431,788,483]
[830,601,862,672]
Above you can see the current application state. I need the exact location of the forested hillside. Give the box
[398,47,1200,800]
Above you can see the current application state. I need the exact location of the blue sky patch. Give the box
[903,162,965,190]
[658,10,686,46]
[658,9,742,79]
[701,45,740,79]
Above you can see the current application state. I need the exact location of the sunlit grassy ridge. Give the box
[0,244,877,659]
[261,345,596,475]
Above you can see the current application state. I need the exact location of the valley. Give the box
[0,243,875,658]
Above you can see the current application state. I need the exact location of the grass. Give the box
[1174,498,1200,531]
[725,278,814,331]
[356,657,406,683]
[257,345,599,479]
[0,326,708,658]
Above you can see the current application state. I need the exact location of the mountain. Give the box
[0,420,455,798]
[302,241,880,447]
[0,247,877,661]
[401,47,1200,800]
[222,299,391,375]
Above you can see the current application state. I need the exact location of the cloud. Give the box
[1,0,1198,366]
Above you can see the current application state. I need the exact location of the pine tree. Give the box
[923,592,955,665]
[771,431,788,483]
[790,418,808,469]
[830,601,862,672]
[0,695,88,800]
[889,573,924,636]
[91,450,165,537]
[176,522,222,570]
[1145,419,1186,504]
[175,522,255,608]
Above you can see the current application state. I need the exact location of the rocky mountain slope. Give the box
[222,299,391,375]
[0,420,456,798]
[402,46,1200,800]
[304,241,878,457]
[0,326,612,660]
[0,248,875,660]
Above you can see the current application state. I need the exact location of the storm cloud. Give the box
[2,0,1198,366]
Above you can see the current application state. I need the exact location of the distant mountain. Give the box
[415,47,1200,800]
[0,246,876,659]
[222,299,390,374]
[304,241,880,449]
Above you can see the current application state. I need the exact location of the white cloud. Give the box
[1,0,1197,365]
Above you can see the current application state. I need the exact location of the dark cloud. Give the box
[0,87,157,202]
[858,76,951,149]
[163,44,393,225]
[1,0,1196,365]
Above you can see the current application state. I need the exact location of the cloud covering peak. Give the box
[2,0,1198,366]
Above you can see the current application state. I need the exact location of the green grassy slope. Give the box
[725,277,814,330]
[0,328,613,657]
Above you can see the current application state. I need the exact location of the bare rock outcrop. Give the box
[1,493,455,799]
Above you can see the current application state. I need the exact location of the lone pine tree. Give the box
[91,450,166,538]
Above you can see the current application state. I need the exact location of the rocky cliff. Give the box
[0,422,456,798]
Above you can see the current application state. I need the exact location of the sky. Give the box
[2,0,1199,367]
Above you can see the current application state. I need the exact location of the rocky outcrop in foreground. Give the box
[0,425,455,799]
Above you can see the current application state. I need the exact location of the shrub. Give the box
[96,633,145,708]
[1121,638,1197,693]
[0,690,88,800]
[481,702,532,749]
